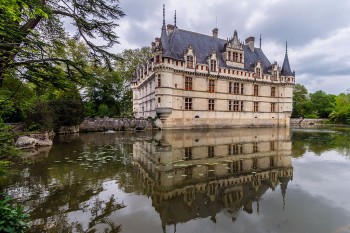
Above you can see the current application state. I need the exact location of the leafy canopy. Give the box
[0,0,125,88]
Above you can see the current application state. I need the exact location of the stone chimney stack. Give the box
[167,24,175,35]
[155,37,161,47]
[245,36,255,52]
[212,28,218,38]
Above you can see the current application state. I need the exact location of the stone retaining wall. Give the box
[79,117,154,132]
[290,118,326,126]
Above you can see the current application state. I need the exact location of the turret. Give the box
[280,42,294,76]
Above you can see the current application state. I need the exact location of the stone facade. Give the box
[132,128,293,227]
[132,6,295,129]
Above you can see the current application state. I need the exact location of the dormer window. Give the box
[210,60,217,72]
[256,68,261,79]
[273,70,278,80]
[186,55,194,68]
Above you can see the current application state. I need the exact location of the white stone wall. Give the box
[132,57,294,128]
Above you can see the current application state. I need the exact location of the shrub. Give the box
[0,194,28,233]
[50,99,84,129]
[22,99,55,131]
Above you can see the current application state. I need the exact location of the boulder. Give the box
[15,132,53,149]
[15,136,38,149]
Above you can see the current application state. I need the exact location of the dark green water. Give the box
[1,127,350,233]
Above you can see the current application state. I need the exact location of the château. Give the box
[132,6,295,129]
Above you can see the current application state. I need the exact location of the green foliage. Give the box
[292,84,309,118]
[0,194,28,233]
[0,0,125,89]
[329,93,350,124]
[0,161,13,174]
[0,118,18,158]
[97,104,110,117]
[292,84,336,119]
[22,98,55,131]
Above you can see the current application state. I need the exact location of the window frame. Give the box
[185,77,193,91]
[185,97,192,110]
[208,99,215,111]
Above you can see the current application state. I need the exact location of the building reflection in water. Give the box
[132,128,293,231]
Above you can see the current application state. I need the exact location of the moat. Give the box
[1,127,350,233]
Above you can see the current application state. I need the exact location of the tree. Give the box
[0,0,125,88]
[83,47,152,117]
[309,91,336,118]
[292,84,309,118]
[329,93,350,124]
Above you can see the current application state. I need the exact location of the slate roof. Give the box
[161,28,273,74]
[281,52,294,76]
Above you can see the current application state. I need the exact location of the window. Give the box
[228,144,243,155]
[254,85,259,96]
[158,97,161,103]
[157,75,161,87]
[239,54,243,63]
[233,101,240,111]
[270,156,275,167]
[210,60,216,72]
[186,55,194,68]
[156,55,160,64]
[241,84,244,95]
[271,103,276,112]
[270,141,275,151]
[271,86,276,97]
[229,101,243,112]
[254,102,259,112]
[273,70,278,80]
[208,99,215,111]
[228,51,231,61]
[185,98,192,110]
[228,82,232,93]
[208,146,215,158]
[185,147,192,160]
[253,142,258,153]
[233,82,239,94]
[208,80,215,93]
[185,77,192,90]
[256,68,261,78]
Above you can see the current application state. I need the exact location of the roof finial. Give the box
[174,10,177,27]
[286,41,288,54]
[162,4,165,29]
[216,16,217,28]
[260,34,262,49]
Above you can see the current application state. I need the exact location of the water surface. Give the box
[1,127,350,233]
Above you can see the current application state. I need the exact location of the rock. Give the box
[15,136,38,149]
[16,132,53,149]
[57,125,80,134]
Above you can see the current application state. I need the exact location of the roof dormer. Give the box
[184,45,196,69]
[208,50,218,72]
[224,30,244,69]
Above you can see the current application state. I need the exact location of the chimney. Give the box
[155,37,161,47]
[245,36,255,52]
[212,28,218,38]
[167,24,175,35]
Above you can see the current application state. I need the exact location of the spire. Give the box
[162,4,166,29]
[174,10,177,27]
[280,41,294,76]
[160,4,170,55]
[259,34,262,49]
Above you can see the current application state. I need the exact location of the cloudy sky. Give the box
[111,0,350,94]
